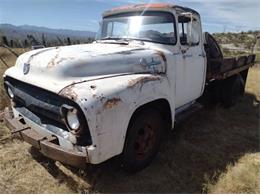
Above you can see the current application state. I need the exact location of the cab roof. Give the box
[103,3,199,18]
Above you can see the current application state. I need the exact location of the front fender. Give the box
[59,74,174,164]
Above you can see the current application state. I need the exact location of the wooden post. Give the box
[10,40,13,47]
[1,36,9,46]
[0,56,10,68]
[1,44,18,57]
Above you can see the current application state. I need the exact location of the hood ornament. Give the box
[23,63,30,75]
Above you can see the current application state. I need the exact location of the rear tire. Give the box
[221,75,244,108]
[122,108,165,173]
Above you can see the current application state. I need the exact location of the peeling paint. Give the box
[156,50,167,62]
[103,98,122,109]
[56,57,75,65]
[108,3,172,12]
[59,85,78,101]
[100,96,106,103]
[47,49,61,68]
[127,76,161,89]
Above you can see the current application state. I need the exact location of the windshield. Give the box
[96,12,176,45]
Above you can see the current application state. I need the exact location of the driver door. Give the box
[175,14,206,108]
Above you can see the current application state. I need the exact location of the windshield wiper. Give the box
[100,36,116,40]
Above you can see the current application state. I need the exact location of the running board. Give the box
[175,102,203,123]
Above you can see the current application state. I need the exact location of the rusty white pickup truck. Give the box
[3,3,256,172]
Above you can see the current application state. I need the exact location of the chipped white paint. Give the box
[3,5,207,164]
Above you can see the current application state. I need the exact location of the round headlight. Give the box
[7,87,14,99]
[66,109,80,130]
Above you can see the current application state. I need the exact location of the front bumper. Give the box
[3,108,88,169]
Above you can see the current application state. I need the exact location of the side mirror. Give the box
[180,12,193,46]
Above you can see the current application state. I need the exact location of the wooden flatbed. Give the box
[204,32,256,81]
[200,33,256,108]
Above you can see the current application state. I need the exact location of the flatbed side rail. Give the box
[207,54,256,81]
[211,63,254,80]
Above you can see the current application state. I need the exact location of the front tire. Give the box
[122,108,165,173]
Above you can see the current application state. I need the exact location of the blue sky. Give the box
[0,0,260,33]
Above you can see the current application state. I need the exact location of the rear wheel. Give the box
[122,108,164,173]
[221,75,244,108]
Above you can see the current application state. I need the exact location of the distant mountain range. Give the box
[0,23,96,44]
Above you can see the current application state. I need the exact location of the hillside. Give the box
[212,31,260,63]
[0,23,96,47]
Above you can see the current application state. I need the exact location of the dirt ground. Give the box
[0,47,259,193]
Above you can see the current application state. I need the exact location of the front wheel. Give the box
[121,108,165,173]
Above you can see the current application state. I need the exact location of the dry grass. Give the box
[0,140,74,193]
[204,68,260,193]
[205,153,260,193]
[0,47,259,193]
[0,48,29,110]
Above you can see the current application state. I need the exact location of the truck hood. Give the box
[5,42,166,94]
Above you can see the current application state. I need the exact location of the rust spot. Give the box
[138,3,172,9]
[156,50,167,62]
[110,3,172,12]
[110,4,133,11]
[59,85,78,101]
[103,98,122,110]
[56,57,75,65]
[47,49,61,68]
[100,96,106,102]
[127,76,161,89]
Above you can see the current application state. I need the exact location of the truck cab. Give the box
[101,4,206,108]
[3,3,255,172]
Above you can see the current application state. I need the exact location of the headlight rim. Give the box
[66,108,80,130]
[61,104,81,132]
[7,86,15,99]
[60,103,93,146]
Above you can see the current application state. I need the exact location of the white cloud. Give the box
[183,0,260,30]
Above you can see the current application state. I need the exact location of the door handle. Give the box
[183,54,193,58]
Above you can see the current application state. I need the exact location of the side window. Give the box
[178,15,200,46]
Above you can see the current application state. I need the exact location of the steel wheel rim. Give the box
[134,124,156,160]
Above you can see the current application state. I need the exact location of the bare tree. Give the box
[67,37,71,45]
[56,36,64,46]
[27,34,40,46]
[41,33,46,46]
[0,36,9,46]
